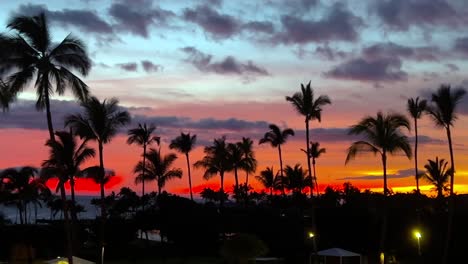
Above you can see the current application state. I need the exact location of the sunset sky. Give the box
[1,0,468,197]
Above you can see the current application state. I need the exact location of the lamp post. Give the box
[308,232,316,264]
[414,231,422,256]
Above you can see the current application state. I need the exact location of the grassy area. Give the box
[106,257,222,264]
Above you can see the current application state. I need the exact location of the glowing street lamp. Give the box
[308,232,315,239]
[413,230,422,256]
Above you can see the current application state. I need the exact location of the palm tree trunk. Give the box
[414,118,420,193]
[98,141,106,264]
[44,89,55,142]
[220,171,225,206]
[23,201,27,224]
[443,127,456,264]
[60,185,74,264]
[380,152,388,264]
[278,145,285,195]
[245,172,249,185]
[305,120,314,198]
[234,166,239,190]
[18,205,23,225]
[186,153,193,201]
[313,159,319,194]
[142,144,146,197]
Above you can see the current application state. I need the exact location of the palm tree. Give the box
[0,79,14,110]
[194,136,232,205]
[283,164,312,195]
[0,12,91,141]
[227,142,247,191]
[423,157,451,199]
[134,149,182,195]
[346,111,411,263]
[407,97,427,193]
[238,137,257,185]
[309,142,326,194]
[255,167,277,197]
[259,124,295,195]
[41,131,95,218]
[169,132,197,200]
[65,96,130,218]
[426,85,466,264]
[286,82,331,196]
[127,123,160,196]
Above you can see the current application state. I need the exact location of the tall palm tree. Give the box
[423,157,451,199]
[227,142,247,191]
[255,167,278,197]
[41,131,95,217]
[426,85,466,264]
[127,123,160,196]
[238,137,257,185]
[65,96,130,218]
[0,12,91,141]
[407,97,427,193]
[194,136,232,205]
[346,111,411,263]
[283,164,312,195]
[309,142,326,194]
[286,82,331,196]
[169,132,197,200]
[134,149,182,195]
[259,124,294,195]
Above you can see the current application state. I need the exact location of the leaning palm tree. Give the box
[127,123,160,196]
[134,149,182,195]
[309,142,326,194]
[426,85,466,264]
[65,96,130,217]
[169,132,197,200]
[238,137,257,185]
[259,124,294,195]
[407,97,427,193]
[0,12,91,141]
[194,136,232,205]
[286,82,331,196]
[423,157,451,199]
[346,111,411,264]
[255,167,277,197]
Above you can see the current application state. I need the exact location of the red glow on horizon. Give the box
[45,176,123,193]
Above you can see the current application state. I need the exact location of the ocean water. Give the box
[0,196,100,224]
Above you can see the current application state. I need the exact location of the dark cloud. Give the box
[337,168,424,181]
[16,4,113,34]
[363,42,440,61]
[446,63,459,72]
[272,3,363,44]
[141,60,162,73]
[109,2,175,37]
[242,21,275,34]
[375,0,460,30]
[454,37,468,56]
[314,45,347,60]
[116,62,138,72]
[265,0,319,14]
[183,5,240,39]
[180,46,269,76]
[324,57,408,83]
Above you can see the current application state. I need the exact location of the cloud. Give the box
[116,62,138,72]
[108,2,175,37]
[183,5,240,40]
[180,46,269,76]
[375,0,460,30]
[454,36,468,56]
[16,4,113,34]
[445,63,459,72]
[363,42,440,61]
[272,3,363,44]
[324,57,408,83]
[141,60,162,73]
[314,45,347,60]
[337,168,424,181]
[242,21,275,34]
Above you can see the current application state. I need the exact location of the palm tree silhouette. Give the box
[423,157,451,199]
[227,142,248,191]
[346,111,411,263]
[259,124,294,195]
[426,85,466,264]
[255,167,278,197]
[41,131,95,219]
[169,132,197,200]
[127,123,160,197]
[407,97,427,193]
[286,82,331,196]
[65,96,130,218]
[194,136,231,205]
[309,142,326,194]
[0,12,91,141]
[238,137,257,185]
[283,164,311,195]
[134,148,182,195]
[0,79,14,110]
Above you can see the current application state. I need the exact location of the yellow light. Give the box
[58,261,68,264]
[414,231,422,239]
[308,232,315,238]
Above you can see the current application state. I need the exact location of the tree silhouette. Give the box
[255,167,278,197]
[194,136,232,205]
[0,12,91,141]
[259,124,294,195]
[127,123,160,196]
[227,142,248,191]
[407,97,427,193]
[286,82,331,196]
[0,79,14,110]
[308,142,326,194]
[423,157,451,199]
[169,132,197,200]
[283,164,312,195]
[134,148,182,195]
[238,137,257,185]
